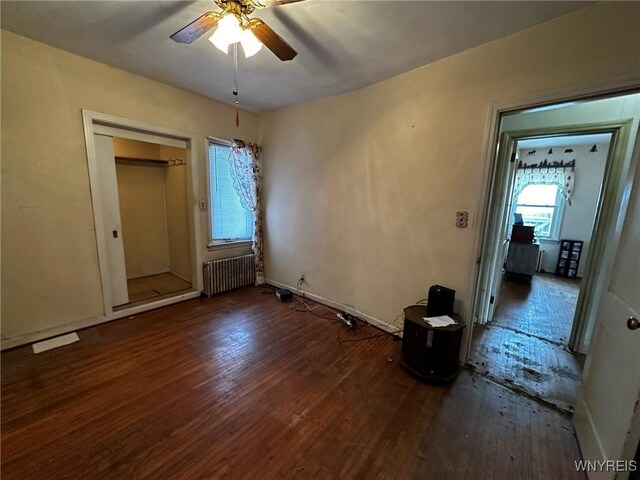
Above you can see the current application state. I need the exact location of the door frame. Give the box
[82,110,203,318]
[473,120,634,351]
[462,76,640,360]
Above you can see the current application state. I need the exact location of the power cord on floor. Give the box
[289,282,430,345]
[291,279,337,321]
[380,298,428,335]
[261,284,278,294]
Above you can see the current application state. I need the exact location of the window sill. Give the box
[538,238,560,244]
[207,240,252,251]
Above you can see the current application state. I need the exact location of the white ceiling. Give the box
[1,1,593,113]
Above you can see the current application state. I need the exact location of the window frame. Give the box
[512,182,565,241]
[205,137,254,248]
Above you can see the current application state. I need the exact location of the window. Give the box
[513,183,564,239]
[208,141,253,245]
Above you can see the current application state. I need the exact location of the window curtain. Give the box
[514,167,575,206]
[229,140,264,285]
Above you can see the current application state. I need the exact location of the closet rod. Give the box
[115,156,185,167]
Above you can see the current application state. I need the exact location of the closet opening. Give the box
[83,110,202,324]
[111,137,193,310]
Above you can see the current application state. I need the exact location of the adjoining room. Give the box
[470,131,613,411]
[469,92,640,414]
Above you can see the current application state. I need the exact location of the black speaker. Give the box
[426,284,455,317]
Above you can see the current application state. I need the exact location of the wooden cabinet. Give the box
[555,239,583,278]
[401,305,465,382]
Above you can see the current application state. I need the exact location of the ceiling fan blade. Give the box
[249,19,297,61]
[170,11,220,44]
[255,0,306,7]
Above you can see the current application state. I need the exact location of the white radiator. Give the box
[203,254,255,297]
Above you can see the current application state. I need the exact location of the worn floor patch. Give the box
[468,324,584,413]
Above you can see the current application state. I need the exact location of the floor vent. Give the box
[203,254,255,297]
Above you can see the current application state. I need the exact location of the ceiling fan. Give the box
[170,0,303,61]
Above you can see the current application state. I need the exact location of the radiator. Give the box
[203,254,255,297]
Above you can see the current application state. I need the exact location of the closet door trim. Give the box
[82,110,202,317]
[93,124,187,149]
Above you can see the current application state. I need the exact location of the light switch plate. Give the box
[456,211,469,228]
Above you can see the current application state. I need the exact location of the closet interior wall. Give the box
[113,138,191,282]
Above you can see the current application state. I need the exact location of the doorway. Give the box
[83,110,203,323]
[468,92,640,412]
[469,132,612,412]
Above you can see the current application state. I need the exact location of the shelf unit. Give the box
[555,239,583,278]
[114,156,185,167]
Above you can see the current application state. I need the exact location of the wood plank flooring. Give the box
[468,325,584,413]
[126,272,192,303]
[1,287,585,479]
[469,273,584,413]
[494,273,580,345]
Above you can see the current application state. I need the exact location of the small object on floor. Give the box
[337,312,357,328]
[32,332,79,354]
[275,288,293,302]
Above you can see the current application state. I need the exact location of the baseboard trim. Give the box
[266,278,402,335]
[3,283,401,351]
[1,290,201,351]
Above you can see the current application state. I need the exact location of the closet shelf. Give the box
[115,156,184,167]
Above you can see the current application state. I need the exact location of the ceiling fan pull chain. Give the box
[233,43,240,127]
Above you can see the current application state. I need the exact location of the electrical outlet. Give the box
[299,273,305,283]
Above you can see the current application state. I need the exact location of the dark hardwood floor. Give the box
[494,273,581,345]
[1,287,584,479]
[468,273,584,413]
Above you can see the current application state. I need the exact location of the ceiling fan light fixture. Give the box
[240,29,263,57]
[208,13,243,53]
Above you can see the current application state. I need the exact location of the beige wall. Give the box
[112,139,191,280]
[114,137,172,279]
[1,30,258,340]
[161,146,192,281]
[116,162,171,279]
[113,137,162,160]
[259,2,640,329]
